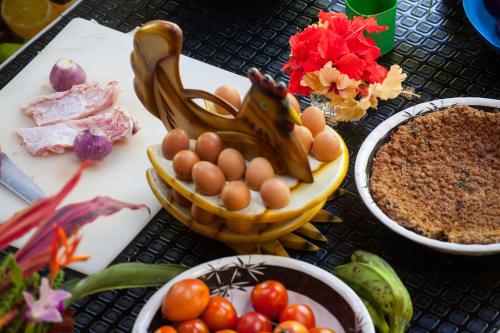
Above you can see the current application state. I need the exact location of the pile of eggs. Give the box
[160,87,342,228]
[294,106,340,161]
[162,129,291,214]
[213,85,341,161]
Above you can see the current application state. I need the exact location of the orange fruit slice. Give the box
[1,0,52,39]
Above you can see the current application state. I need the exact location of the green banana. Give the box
[334,252,413,333]
[361,297,390,333]
[334,262,398,318]
[351,250,413,331]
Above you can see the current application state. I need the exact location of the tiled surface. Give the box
[1,1,499,332]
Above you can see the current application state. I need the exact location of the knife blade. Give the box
[0,153,45,204]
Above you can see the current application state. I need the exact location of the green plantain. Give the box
[351,250,413,332]
[334,252,413,333]
[361,297,390,333]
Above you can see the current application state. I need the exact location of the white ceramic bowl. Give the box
[355,97,500,255]
[133,255,375,333]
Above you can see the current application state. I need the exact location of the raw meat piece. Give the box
[16,107,140,156]
[22,81,119,126]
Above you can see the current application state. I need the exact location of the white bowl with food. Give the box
[133,255,374,333]
[355,97,500,255]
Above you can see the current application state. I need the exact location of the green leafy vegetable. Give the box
[62,263,187,306]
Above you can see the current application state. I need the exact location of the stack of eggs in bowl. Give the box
[160,90,341,233]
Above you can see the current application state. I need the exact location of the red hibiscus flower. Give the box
[363,63,388,83]
[318,28,350,62]
[282,10,390,95]
[288,68,312,96]
[334,53,365,80]
[318,11,350,36]
[347,32,380,62]
[350,16,388,35]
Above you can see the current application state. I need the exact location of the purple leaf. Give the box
[0,161,93,251]
[16,197,149,275]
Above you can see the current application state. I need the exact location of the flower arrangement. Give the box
[0,162,186,333]
[282,11,408,121]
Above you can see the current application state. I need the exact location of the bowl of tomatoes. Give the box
[133,255,374,333]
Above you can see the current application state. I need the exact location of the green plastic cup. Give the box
[345,0,398,55]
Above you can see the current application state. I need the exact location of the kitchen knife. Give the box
[0,152,45,204]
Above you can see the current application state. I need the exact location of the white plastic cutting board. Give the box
[0,18,251,274]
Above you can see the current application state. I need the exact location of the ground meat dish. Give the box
[370,105,499,244]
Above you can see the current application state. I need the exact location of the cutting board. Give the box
[0,18,251,275]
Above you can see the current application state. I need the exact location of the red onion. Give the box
[73,129,113,161]
[49,58,86,92]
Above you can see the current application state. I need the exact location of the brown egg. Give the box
[225,220,253,233]
[260,178,290,209]
[245,157,275,191]
[287,93,301,115]
[192,161,226,196]
[214,85,241,115]
[161,128,190,160]
[195,132,223,163]
[217,148,246,181]
[301,106,325,137]
[172,190,191,207]
[221,181,251,210]
[191,205,216,225]
[293,125,313,154]
[312,131,341,162]
[172,150,200,181]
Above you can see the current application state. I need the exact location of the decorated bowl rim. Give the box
[354,97,500,255]
[133,254,375,333]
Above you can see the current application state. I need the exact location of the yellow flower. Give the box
[300,63,406,122]
[301,71,326,95]
[332,94,377,121]
[334,65,406,121]
[301,61,360,100]
[369,65,407,100]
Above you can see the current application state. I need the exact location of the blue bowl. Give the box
[463,0,500,52]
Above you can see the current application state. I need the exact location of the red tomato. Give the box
[215,330,238,333]
[236,312,272,333]
[251,280,288,320]
[201,296,238,331]
[279,304,316,328]
[273,321,308,333]
[309,328,336,333]
[177,319,209,333]
[162,279,210,321]
[155,326,177,333]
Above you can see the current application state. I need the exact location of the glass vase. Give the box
[310,94,337,126]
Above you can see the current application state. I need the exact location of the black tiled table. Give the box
[1,1,499,332]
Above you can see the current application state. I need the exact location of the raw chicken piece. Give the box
[16,107,140,156]
[22,81,119,126]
